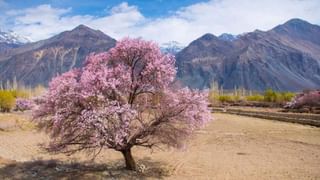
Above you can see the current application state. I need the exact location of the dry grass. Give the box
[0,112,35,132]
[0,112,319,179]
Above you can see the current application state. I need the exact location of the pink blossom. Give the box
[33,38,212,170]
[15,98,34,112]
[285,90,320,109]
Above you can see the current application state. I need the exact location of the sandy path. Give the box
[0,113,319,179]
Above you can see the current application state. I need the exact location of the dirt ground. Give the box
[0,112,319,179]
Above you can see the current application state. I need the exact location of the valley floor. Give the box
[0,112,319,179]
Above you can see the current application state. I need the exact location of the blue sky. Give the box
[1,0,320,45]
[3,0,208,17]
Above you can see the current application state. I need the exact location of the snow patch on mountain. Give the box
[161,41,184,55]
[0,30,31,45]
[218,33,238,41]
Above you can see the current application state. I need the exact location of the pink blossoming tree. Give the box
[33,38,211,170]
[284,90,320,109]
[15,98,34,112]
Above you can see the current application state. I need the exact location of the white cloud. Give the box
[89,2,145,38]
[3,0,320,45]
[110,2,137,14]
[136,0,320,45]
[6,4,92,40]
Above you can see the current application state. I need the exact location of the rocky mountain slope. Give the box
[1,19,319,91]
[0,25,116,87]
[176,19,320,91]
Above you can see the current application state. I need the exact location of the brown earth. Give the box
[0,112,319,179]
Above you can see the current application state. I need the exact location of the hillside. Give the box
[176,19,320,91]
[0,25,116,87]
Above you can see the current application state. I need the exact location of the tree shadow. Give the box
[0,157,170,180]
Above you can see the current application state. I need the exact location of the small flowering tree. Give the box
[284,90,320,109]
[15,98,34,112]
[33,38,211,170]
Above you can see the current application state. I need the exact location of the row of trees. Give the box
[0,76,29,91]
[209,85,295,105]
[209,82,320,112]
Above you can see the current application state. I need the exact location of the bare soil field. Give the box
[0,112,319,179]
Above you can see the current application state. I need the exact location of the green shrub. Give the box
[218,95,233,103]
[0,90,15,112]
[209,87,295,105]
[263,89,295,103]
[264,89,277,102]
[280,92,295,102]
[246,94,264,102]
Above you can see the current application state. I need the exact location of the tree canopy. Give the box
[33,38,211,170]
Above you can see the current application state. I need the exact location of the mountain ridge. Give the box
[0,19,319,91]
[176,18,320,91]
[0,25,116,87]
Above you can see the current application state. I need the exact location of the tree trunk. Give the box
[121,148,136,170]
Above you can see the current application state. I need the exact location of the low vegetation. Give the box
[263,89,295,103]
[209,83,295,107]
[15,98,34,112]
[284,90,320,113]
[246,94,264,102]
[0,90,15,112]
[0,85,45,112]
[208,82,320,114]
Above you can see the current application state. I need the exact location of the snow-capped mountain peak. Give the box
[161,41,184,55]
[218,33,238,41]
[0,30,31,45]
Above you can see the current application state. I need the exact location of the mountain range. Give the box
[176,19,320,91]
[0,25,116,87]
[0,18,319,91]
